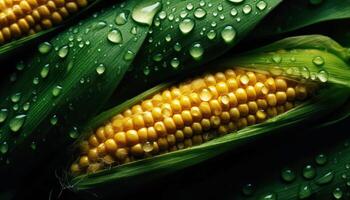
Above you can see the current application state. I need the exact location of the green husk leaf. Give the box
[69,35,350,196]
[0,0,153,186]
[251,0,350,39]
[0,0,102,60]
[107,0,282,106]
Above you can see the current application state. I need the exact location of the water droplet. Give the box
[170,57,180,68]
[228,0,244,3]
[52,85,62,97]
[16,62,25,71]
[174,42,182,51]
[186,3,194,10]
[189,43,204,61]
[38,42,52,54]
[10,73,17,82]
[221,25,236,44]
[207,30,216,40]
[50,115,58,125]
[269,66,283,76]
[96,64,106,75]
[130,26,138,35]
[303,165,316,179]
[30,141,36,150]
[152,53,163,62]
[158,10,166,19]
[281,168,296,182]
[242,183,254,196]
[301,67,310,79]
[115,11,129,25]
[179,18,195,34]
[58,46,69,58]
[165,34,171,42]
[22,102,30,111]
[124,50,135,61]
[259,193,277,200]
[317,70,328,82]
[0,109,8,123]
[12,104,19,111]
[242,4,252,14]
[11,93,21,103]
[142,142,153,152]
[9,114,26,132]
[168,13,174,21]
[95,21,107,29]
[256,1,267,10]
[312,56,325,66]
[69,127,79,139]
[230,8,238,16]
[316,171,334,185]
[298,185,312,199]
[315,154,327,165]
[0,142,8,154]
[143,66,150,75]
[333,187,343,199]
[108,29,123,44]
[40,64,50,78]
[180,10,188,18]
[194,8,206,19]
[272,55,282,63]
[199,0,205,6]
[131,0,162,26]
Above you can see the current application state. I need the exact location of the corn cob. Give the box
[0,0,89,43]
[70,68,316,175]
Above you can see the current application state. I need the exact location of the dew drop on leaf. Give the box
[281,168,296,182]
[221,25,236,44]
[230,8,238,16]
[58,46,69,58]
[131,0,162,26]
[52,85,62,97]
[242,4,252,14]
[179,18,195,34]
[96,64,106,75]
[143,66,150,75]
[0,142,8,154]
[9,114,26,132]
[11,93,21,103]
[0,109,8,123]
[189,43,204,61]
[186,3,194,10]
[207,30,216,40]
[115,11,129,25]
[170,57,180,68]
[242,183,254,196]
[317,70,328,82]
[38,42,52,54]
[298,185,312,199]
[50,115,58,125]
[69,127,79,139]
[40,64,50,78]
[108,29,123,44]
[22,102,30,111]
[194,8,207,19]
[259,193,277,200]
[174,42,182,51]
[303,165,316,179]
[316,171,334,185]
[227,0,244,3]
[333,188,343,199]
[124,50,135,61]
[312,56,325,66]
[256,1,267,10]
[315,154,327,165]
[142,142,153,152]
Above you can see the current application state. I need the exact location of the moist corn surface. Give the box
[0,0,89,43]
[70,68,315,175]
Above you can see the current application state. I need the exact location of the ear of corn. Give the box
[0,0,100,59]
[68,36,350,196]
[0,0,157,186]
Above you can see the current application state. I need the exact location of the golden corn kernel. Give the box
[72,69,315,175]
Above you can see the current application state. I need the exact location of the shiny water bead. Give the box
[71,69,314,175]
